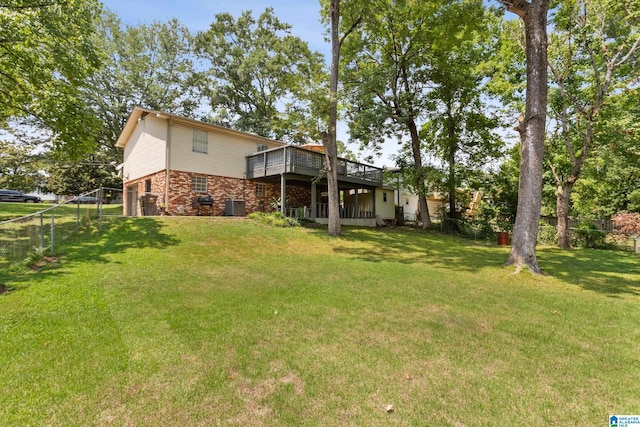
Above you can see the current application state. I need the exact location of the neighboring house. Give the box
[26,189,62,203]
[385,173,446,222]
[385,172,481,222]
[116,107,394,226]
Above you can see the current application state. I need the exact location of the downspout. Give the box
[165,118,173,212]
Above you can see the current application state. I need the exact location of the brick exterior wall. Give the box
[123,171,166,216]
[124,170,313,217]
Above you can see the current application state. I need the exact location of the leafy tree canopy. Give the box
[0,0,104,158]
[195,8,325,144]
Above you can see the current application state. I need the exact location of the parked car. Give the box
[73,195,99,204]
[0,189,41,203]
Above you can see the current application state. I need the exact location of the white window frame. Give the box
[192,176,207,192]
[192,128,208,154]
[255,183,267,198]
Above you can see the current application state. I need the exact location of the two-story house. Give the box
[116,107,396,226]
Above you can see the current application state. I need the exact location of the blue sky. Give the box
[100,0,391,163]
[101,0,331,60]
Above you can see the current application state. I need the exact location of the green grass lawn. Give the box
[0,201,122,222]
[1,217,638,426]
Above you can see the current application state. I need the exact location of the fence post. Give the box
[50,215,55,257]
[76,200,80,232]
[40,213,44,253]
[98,188,103,233]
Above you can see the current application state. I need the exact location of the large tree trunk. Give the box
[504,0,549,274]
[447,105,457,221]
[555,182,573,248]
[325,0,342,237]
[408,118,431,228]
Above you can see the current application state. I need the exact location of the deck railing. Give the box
[247,146,383,186]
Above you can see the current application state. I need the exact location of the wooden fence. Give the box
[541,216,615,232]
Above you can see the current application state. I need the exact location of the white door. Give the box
[127,185,138,217]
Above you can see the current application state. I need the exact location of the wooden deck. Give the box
[246,146,383,187]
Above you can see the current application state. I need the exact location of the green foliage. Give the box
[572,222,607,249]
[42,12,201,194]
[481,145,520,226]
[0,0,104,157]
[420,3,505,217]
[44,156,120,196]
[537,223,558,245]
[572,90,640,216]
[452,217,496,241]
[22,246,45,269]
[248,211,300,227]
[86,11,202,147]
[195,8,325,143]
[0,140,45,192]
[544,0,640,232]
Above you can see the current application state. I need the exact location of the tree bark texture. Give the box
[555,182,573,248]
[325,0,342,237]
[408,118,432,228]
[447,101,457,221]
[504,0,549,274]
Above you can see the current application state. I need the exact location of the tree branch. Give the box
[498,0,530,20]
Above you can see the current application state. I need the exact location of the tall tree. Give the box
[0,0,103,157]
[46,12,202,195]
[0,140,45,192]
[422,6,504,221]
[85,12,201,151]
[316,0,363,237]
[546,0,640,248]
[342,0,487,229]
[499,0,549,274]
[571,89,640,217]
[195,8,324,144]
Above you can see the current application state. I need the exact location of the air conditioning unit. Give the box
[225,199,246,216]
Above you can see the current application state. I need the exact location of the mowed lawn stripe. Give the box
[1,217,638,426]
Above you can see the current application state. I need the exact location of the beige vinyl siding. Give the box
[169,125,214,175]
[169,123,281,179]
[122,115,167,182]
[376,188,396,219]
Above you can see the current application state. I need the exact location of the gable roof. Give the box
[115,107,289,149]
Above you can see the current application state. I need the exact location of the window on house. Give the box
[145,179,151,193]
[255,183,267,198]
[192,129,208,154]
[192,176,207,192]
[383,192,388,203]
[257,143,268,152]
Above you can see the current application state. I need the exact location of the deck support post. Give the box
[280,174,286,215]
[311,182,317,219]
[354,189,359,218]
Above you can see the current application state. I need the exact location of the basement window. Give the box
[255,183,267,198]
[192,176,207,192]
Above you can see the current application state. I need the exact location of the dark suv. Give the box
[0,189,42,203]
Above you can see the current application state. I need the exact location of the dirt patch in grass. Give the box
[228,360,306,425]
[29,256,60,271]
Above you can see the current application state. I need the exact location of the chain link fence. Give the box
[0,188,123,267]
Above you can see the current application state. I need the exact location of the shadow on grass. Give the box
[308,225,640,296]
[0,217,180,293]
[538,247,640,297]
[309,225,508,273]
